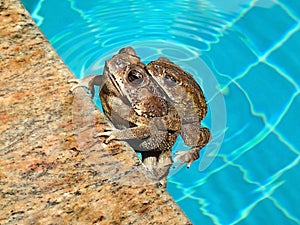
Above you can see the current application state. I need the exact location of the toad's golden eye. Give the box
[127,69,144,85]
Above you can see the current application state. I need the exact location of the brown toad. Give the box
[147,57,211,168]
[69,47,180,180]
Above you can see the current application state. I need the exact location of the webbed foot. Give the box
[94,127,116,143]
[68,75,100,97]
[173,148,200,168]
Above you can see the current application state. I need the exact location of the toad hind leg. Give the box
[142,151,173,187]
[174,127,211,168]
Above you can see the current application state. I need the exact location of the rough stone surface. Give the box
[0,0,192,224]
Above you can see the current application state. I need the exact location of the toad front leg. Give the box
[68,75,104,97]
[174,124,211,168]
[96,119,169,150]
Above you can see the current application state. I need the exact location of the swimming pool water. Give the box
[22,0,300,224]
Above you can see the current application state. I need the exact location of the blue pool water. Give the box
[22,0,300,224]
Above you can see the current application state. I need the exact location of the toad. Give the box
[69,47,180,180]
[147,57,211,168]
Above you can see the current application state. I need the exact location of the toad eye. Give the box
[127,69,144,85]
[164,74,178,86]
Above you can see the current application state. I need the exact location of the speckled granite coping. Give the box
[0,1,191,224]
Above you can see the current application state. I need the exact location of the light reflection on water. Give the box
[22,0,300,224]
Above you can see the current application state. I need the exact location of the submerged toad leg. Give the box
[174,125,211,168]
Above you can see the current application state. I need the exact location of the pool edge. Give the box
[0,0,192,224]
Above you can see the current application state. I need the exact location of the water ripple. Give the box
[45,0,239,70]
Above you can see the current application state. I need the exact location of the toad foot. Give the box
[173,148,200,168]
[68,75,101,97]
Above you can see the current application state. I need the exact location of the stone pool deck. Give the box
[0,0,191,224]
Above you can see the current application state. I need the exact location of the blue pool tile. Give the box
[238,63,297,124]
[178,196,215,225]
[234,4,296,55]
[276,94,300,154]
[234,199,299,225]
[205,30,257,77]
[271,160,300,223]
[234,133,298,185]
[279,0,300,19]
[191,165,261,224]
[268,29,300,87]
[221,83,266,154]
